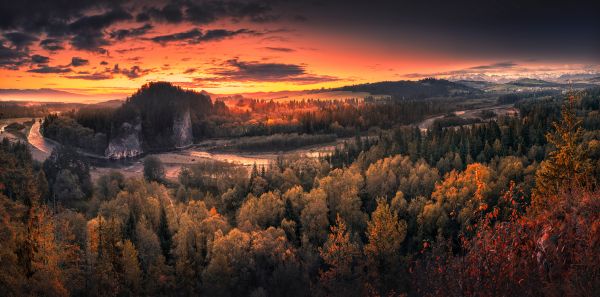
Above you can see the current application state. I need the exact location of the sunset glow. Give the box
[1,0,598,101]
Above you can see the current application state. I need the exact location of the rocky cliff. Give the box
[105,121,143,159]
[172,109,193,148]
[105,109,193,159]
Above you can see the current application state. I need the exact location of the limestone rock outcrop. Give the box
[172,109,193,148]
[105,121,143,159]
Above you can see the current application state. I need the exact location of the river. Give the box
[27,119,56,161]
[10,116,339,180]
[417,104,517,131]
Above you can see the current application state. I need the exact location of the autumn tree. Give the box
[421,163,493,240]
[317,167,366,235]
[364,199,408,295]
[318,215,362,297]
[237,191,285,230]
[173,201,224,295]
[121,240,142,296]
[300,188,329,248]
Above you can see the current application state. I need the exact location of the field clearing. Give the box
[418,104,518,131]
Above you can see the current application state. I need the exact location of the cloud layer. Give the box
[0,0,598,92]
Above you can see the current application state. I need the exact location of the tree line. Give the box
[0,89,599,296]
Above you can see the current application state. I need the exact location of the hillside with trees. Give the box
[333,78,480,99]
[1,88,599,296]
[40,81,483,157]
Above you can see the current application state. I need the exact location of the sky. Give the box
[0,0,599,100]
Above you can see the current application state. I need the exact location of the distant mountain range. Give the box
[0,88,124,103]
[2,75,599,104]
[556,73,600,82]
[457,77,599,92]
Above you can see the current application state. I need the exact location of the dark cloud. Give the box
[208,58,338,84]
[184,68,196,74]
[264,47,295,52]
[0,42,28,69]
[69,8,132,32]
[109,24,153,40]
[100,60,109,65]
[183,0,275,24]
[112,64,151,79]
[120,65,150,79]
[183,3,220,24]
[70,31,109,53]
[0,0,116,31]
[150,28,202,43]
[39,38,64,51]
[115,47,145,53]
[470,62,517,70]
[68,8,132,53]
[142,4,183,23]
[217,59,304,77]
[0,0,597,75]
[65,71,113,80]
[27,65,71,73]
[135,12,150,23]
[227,1,274,22]
[149,28,256,44]
[202,29,256,41]
[66,63,152,80]
[3,32,38,48]
[31,54,49,64]
[71,57,89,67]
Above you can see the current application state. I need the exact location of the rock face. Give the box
[172,109,193,148]
[105,109,193,159]
[105,122,143,159]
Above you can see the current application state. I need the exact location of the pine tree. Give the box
[364,199,407,295]
[318,215,362,297]
[158,205,173,263]
[124,210,136,241]
[534,93,592,209]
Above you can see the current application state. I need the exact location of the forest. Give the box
[38,80,479,155]
[1,87,599,297]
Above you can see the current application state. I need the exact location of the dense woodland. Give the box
[1,87,600,296]
[333,78,480,99]
[39,81,478,154]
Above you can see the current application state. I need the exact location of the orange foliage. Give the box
[413,188,600,297]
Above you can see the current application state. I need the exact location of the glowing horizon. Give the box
[1,0,598,101]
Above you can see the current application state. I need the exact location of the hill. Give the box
[507,78,559,87]
[106,82,218,157]
[454,80,498,90]
[332,78,479,99]
[40,82,226,158]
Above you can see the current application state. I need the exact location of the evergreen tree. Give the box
[364,199,408,295]
[124,210,136,241]
[158,205,173,263]
[318,215,362,297]
[534,93,592,209]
